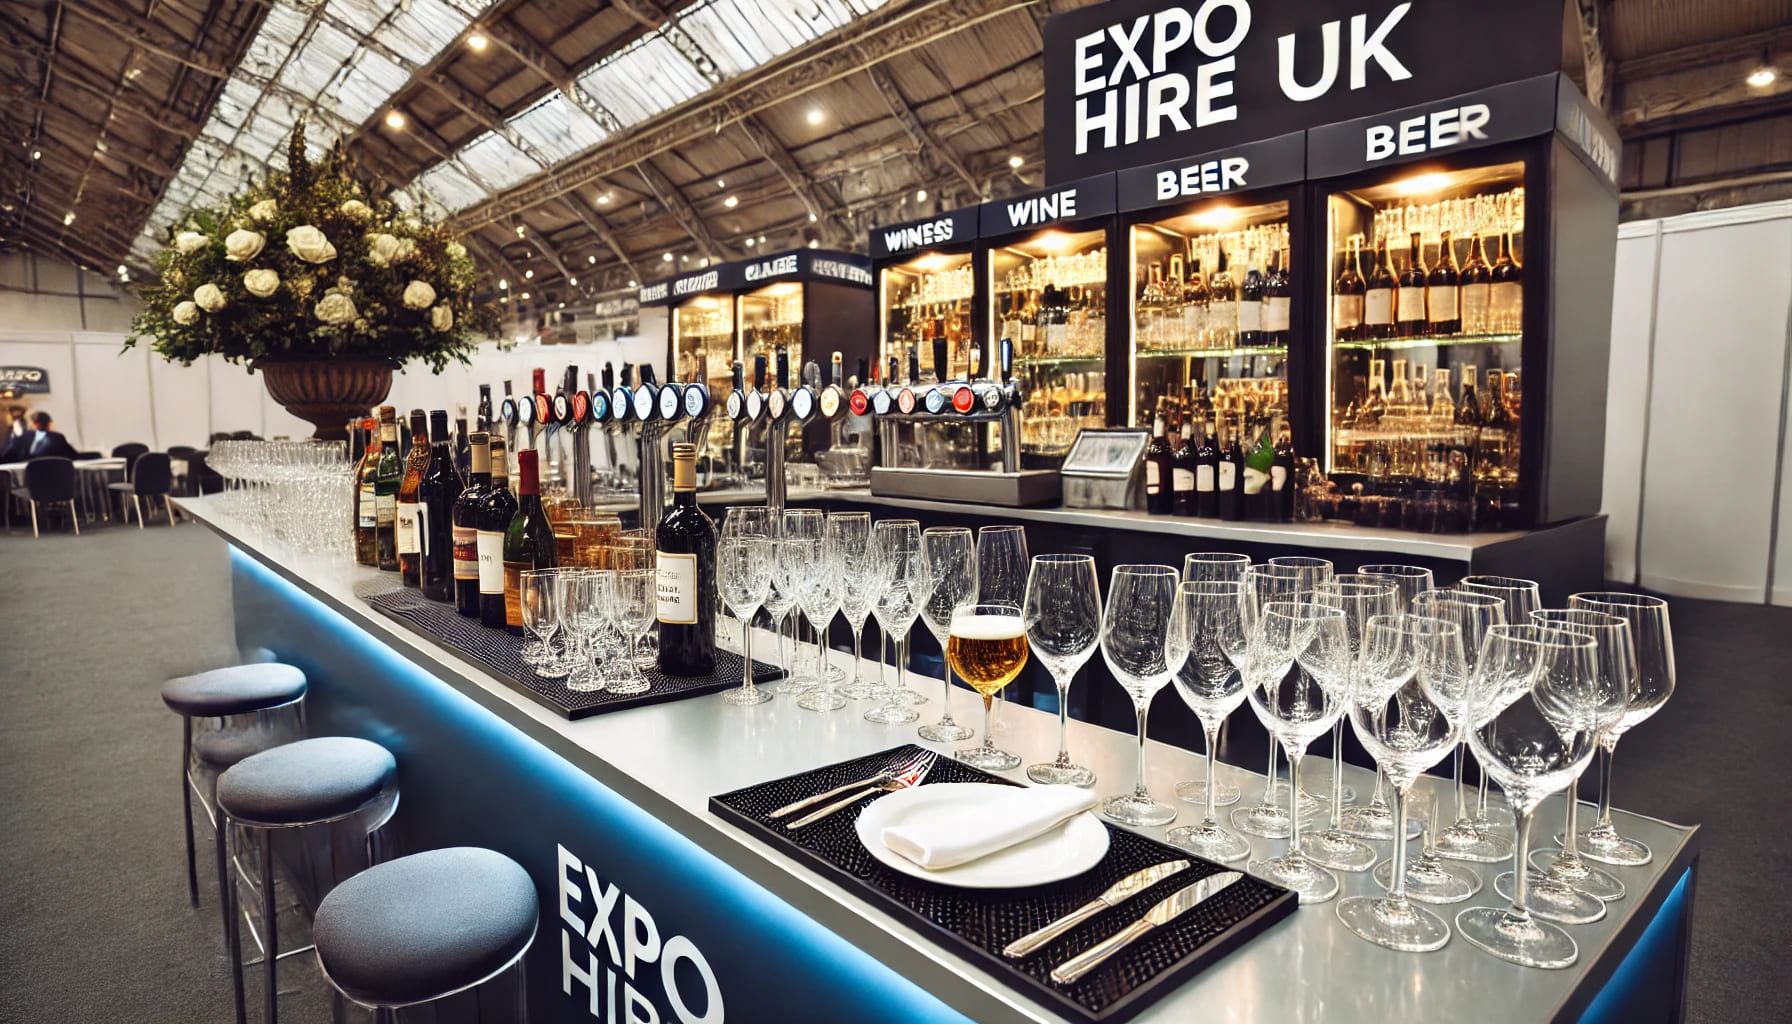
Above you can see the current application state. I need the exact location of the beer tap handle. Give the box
[775,346,790,391]
[932,336,948,384]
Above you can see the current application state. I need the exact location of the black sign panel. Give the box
[1554,76,1620,187]
[1043,0,1563,182]
[639,264,743,306]
[1306,73,1558,179]
[868,205,980,259]
[1117,131,1306,212]
[978,174,1117,237]
[0,366,50,395]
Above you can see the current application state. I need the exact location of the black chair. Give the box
[109,452,173,527]
[111,442,150,479]
[0,471,11,531]
[230,430,257,440]
[73,450,102,460]
[186,451,225,496]
[168,445,197,459]
[209,432,234,444]
[18,457,78,537]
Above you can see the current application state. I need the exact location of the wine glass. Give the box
[783,509,828,686]
[607,567,655,696]
[1022,554,1101,786]
[1357,564,1435,610]
[561,571,607,693]
[950,604,1028,770]
[761,539,806,695]
[866,520,931,725]
[1266,556,1334,808]
[827,512,879,699]
[1175,552,1249,807]
[718,535,774,706]
[721,505,774,539]
[1164,581,1251,861]
[1231,563,1308,839]
[918,527,977,742]
[1455,625,1619,969]
[1414,589,1513,864]
[616,530,656,668]
[521,569,567,678]
[1243,601,1352,903]
[977,525,1030,725]
[1335,614,1465,950]
[1459,574,1541,626]
[796,533,845,713]
[1564,592,1675,866]
[1308,577,1401,868]
[1097,565,1187,828]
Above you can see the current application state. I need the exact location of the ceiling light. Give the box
[521,291,530,300]
[806,108,823,125]
[807,240,819,249]
[699,258,709,267]
[31,149,42,160]
[628,279,638,287]
[1394,172,1452,195]
[587,255,597,264]
[681,254,689,262]
[663,252,673,261]
[499,279,508,289]
[523,268,534,279]
[915,189,928,202]
[558,302,566,309]
[515,224,527,237]
[723,195,738,208]
[744,237,755,247]
[715,179,725,189]
[809,212,817,222]
[467,31,488,51]
[1748,67,1777,88]
[597,193,611,205]
[62,211,75,225]
[116,264,127,276]
[384,110,406,130]
[568,276,577,286]
[1008,155,1024,168]
[757,235,766,244]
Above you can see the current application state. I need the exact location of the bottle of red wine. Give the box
[419,411,462,603]
[1171,404,1199,516]
[655,442,717,675]
[452,433,491,617]
[374,407,401,571]
[1196,420,1220,518]
[396,409,430,587]
[1219,431,1246,521]
[502,448,556,636]
[476,435,517,629]
[1144,397,1172,515]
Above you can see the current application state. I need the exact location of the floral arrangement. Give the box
[128,119,499,373]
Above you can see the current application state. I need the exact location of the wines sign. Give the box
[0,366,49,396]
[1043,0,1563,181]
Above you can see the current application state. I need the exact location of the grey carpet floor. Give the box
[0,522,1784,1022]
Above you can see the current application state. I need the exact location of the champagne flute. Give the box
[1415,589,1512,863]
[950,604,1028,771]
[1175,552,1250,807]
[1097,565,1187,828]
[521,569,568,678]
[1022,554,1101,786]
[1164,581,1251,861]
[762,540,805,695]
[1231,563,1306,839]
[1564,592,1675,866]
[918,527,977,742]
[718,535,774,706]
[827,512,878,699]
[866,520,931,725]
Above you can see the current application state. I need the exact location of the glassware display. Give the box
[1022,554,1101,787]
[1164,581,1251,862]
[947,604,1028,771]
[866,519,932,725]
[918,527,978,743]
[1097,565,1188,828]
[210,438,353,558]
[1412,589,1512,867]
[992,229,1108,459]
[718,535,775,706]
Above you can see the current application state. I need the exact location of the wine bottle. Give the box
[1171,404,1199,516]
[1335,237,1366,342]
[1145,397,1172,515]
[477,435,517,629]
[1238,248,1264,346]
[1460,234,1492,335]
[1428,230,1462,336]
[1219,430,1245,521]
[419,411,462,603]
[1183,256,1210,346]
[352,418,378,567]
[1265,246,1292,346]
[1456,364,1483,427]
[454,411,471,479]
[476,383,493,432]
[1242,423,1275,521]
[1366,236,1397,340]
[374,407,401,572]
[1272,428,1296,523]
[1196,420,1220,518]
[396,409,430,587]
[656,443,717,675]
[1208,246,1237,347]
[451,433,490,617]
[1490,229,1522,333]
[502,448,557,636]
[1397,232,1427,339]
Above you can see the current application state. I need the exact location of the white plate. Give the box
[854,783,1110,889]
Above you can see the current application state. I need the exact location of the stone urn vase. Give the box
[253,358,394,441]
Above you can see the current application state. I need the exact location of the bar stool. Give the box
[217,737,398,1024]
[314,847,538,1022]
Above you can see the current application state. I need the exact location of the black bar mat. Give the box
[355,581,782,720]
[711,744,1296,1024]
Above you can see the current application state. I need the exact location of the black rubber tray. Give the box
[357,581,781,720]
[710,744,1296,1024]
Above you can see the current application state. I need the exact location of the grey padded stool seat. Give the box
[217,737,398,1024]
[315,847,538,1020]
[161,662,306,718]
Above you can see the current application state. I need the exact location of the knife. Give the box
[1002,860,1191,958]
[1049,872,1244,985]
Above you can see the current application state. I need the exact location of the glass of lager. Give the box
[947,603,1029,771]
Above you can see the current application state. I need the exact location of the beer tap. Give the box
[766,346,791,424]
[996,335,1022,473]
[762,347,789,514]
[476,383,493,433]
[634,363,672,529]
[745,353,768,425]
[818,351,845,422]
[790,359,819,426]
[499,380,519,455]
[956,339,988,415]
[632,364,661,424]
[725,360,748,483]
[923,336,952,415]
[896,346,920,415]
[564,364,594,505]
[871,356,897,416]
[529,367,551,452]
[848,358,873,418]
[594,364,619,486]
[611,364,635,431]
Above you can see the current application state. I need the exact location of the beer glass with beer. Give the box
[947,603,1029,770]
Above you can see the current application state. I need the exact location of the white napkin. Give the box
[881,785,1098,870]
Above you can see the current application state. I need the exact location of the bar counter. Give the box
[177,494,1692,1024]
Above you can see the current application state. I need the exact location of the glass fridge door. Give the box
[673,295,735,477]
[740,281,806,456]
[1323,163,1526,532]
[877,252,978,470]
[990,226,1107,463]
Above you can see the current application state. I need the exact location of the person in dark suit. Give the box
[0,412,77,461]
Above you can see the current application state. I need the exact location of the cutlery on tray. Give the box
[1049,871,1244,985]
[769,750,936,819]
[1002,860,1191,958]
[785,752,937,830]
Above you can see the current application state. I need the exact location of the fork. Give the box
[784,752,936,829]
[769,751,936,820]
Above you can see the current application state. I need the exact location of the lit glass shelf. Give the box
[1136,345,1289,360]
[1334,332,1521,351]
[1016,352,1104,367]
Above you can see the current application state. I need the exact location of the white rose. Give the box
[223,228,265,262]
[242,269,279,298]
[366,232,401,268]
[175,231,207,254]
[430,304,453,331]
[314,293,357,325]
[248,199,277,221]
[445,241,466,260]
[392,238,416,262]
[286,225,337,264]
[193,283,227,312]
[402,280,436,309]
[172,301,199,325]
[339,199,372,221]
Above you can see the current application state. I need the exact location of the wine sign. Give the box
[978,174,1116,237]
[869,205,980,258]
[1043,0,1563,182]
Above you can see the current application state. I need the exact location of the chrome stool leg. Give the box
[221,811,247,1024]
[262,834,279,1024]
[180,719,198,907]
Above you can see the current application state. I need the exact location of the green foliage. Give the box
[126,120,501,374]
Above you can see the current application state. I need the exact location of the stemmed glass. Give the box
[1232,563,1307,839]
[918,527,977,742]
[1357,564,1435,609]
[1164,581,1251,861]
[616,531,657,669]
[950,604,1028,770]
[763,539,807,695]
[828,512,879,699]
[606,567,655,696]
[1459,575,1541,624]
[1335,614,1465,950]
[561,571,607,693]
[1243,601,1352,903]
[795,532,845,712]
[718,536,774,706]
[1564,592,1675,866]
[1313,576,1403,863]
[865,520,931,725]
[1097,565,1188,828]
[783,509,828,686]
[719,506,775,650]
[977,525,1030,723]
[1455,625,1621,969]
[1022,554,1101,786]
[1265,556,1334,810]
[521,569,568,678]
[1175,552,1251,808]
[1414,589,1513,864]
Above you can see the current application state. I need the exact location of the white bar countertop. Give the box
[178,494,1692,1024]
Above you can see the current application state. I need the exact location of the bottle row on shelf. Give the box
[1333,229,1523,343]
[1136,241,1293,353]
[1142,395,1298,523]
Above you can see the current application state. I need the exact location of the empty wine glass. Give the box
[1266,556,1334,810]
[1455,625,1619,969]
[950,604,1027,771]
[1564,592,1675,866]
[1357,564,1435,610]
[1165,581,1251,862]
[918,527,977,742]
[1336,614,1464,951]
[1098,565,1187,828]
[783,509,829,687]
[1377,781,1483,904]
[718,535,774,706]
[796,534,845,713]
[1022,554,1101,786]
[1459,575,1541,628]
[607,567,655,697]
[1232,563,1309,839]
[763,538,807,695]
[562,571,607,693]
[1314,576,1404,861]
[866,520,931,725]
[828,512,878,700]
[521,569,567,678]
[1244,601,1351,903]
[1415,589,1513,864]
[1176,552,1250,807]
